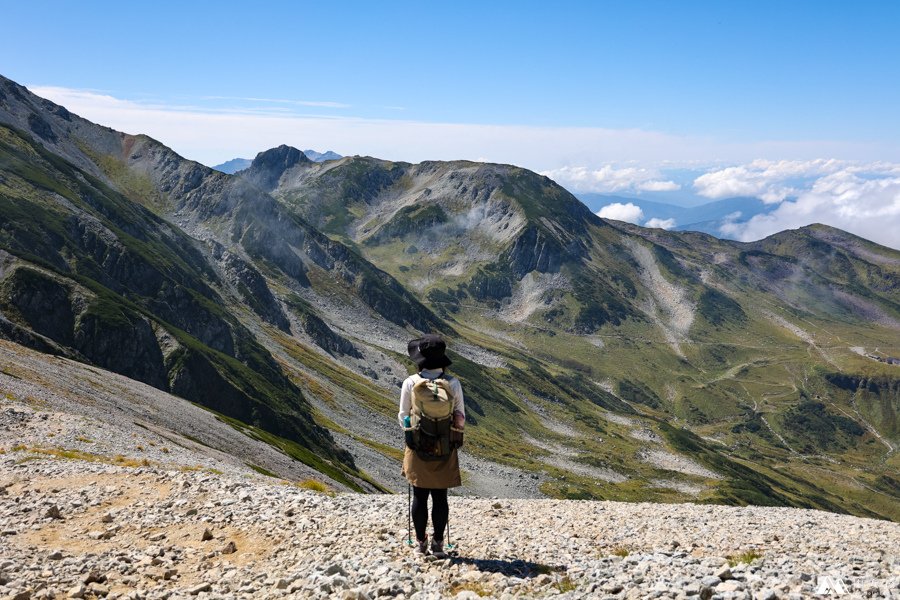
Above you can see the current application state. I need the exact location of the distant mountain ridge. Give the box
[577,193,778,236]
[211,157,251,173]
[302,149,342,162]
[213,149,341,173]
[2,74,899,520]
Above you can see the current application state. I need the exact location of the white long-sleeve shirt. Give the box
[398,368,465,426]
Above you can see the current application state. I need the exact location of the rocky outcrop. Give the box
[0,266,169,389]
[362,203,449,245]
[0,267,77,346]
[73,309,169,390]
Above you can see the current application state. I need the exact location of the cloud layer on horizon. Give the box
[540,165,679,194]
[29,85,898,171]
[693,159,846,203]
[715,163,900,249]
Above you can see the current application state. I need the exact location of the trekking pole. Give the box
[446,508,454,550]
[407,483,412,545]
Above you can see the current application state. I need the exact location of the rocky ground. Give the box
[2,401,899,600]
[2,342,899,599]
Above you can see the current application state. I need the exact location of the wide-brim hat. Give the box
[407,334,452,370]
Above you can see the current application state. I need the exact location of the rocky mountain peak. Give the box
[243,145,310,190]
[253,144,309,168]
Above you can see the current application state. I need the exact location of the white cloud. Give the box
[638,180,680,192]
[718,166,900,249]
[201,95,351,108]
[541,165,679,194]
[693,159,845,203]
[26,85,900,171]
[596,202,644,224]
[645,217,677,230]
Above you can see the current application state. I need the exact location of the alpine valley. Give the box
[1,73,899,522]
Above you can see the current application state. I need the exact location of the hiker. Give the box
[399,334,465,557]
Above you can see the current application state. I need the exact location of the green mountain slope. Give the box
[248,148,900,519]
[1,74,898,519]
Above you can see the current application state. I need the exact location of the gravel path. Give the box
[1,454,898,600]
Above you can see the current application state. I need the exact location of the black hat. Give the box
[407,334,452,370]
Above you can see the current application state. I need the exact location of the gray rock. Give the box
[325,564,348,577]
[716,580,743,592]
[715,565,733,580]
[67,584,86,599]
[188,583,211,595]
[82,571,104,585]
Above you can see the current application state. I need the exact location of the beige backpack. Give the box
[405,374,461,460]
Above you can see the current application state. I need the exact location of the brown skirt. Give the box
[401,446,461,489]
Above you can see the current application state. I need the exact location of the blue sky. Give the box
[5,1,899,141]
[3,1,900,247]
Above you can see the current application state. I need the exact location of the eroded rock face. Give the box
[506,226,567,278]
[287,304,360,358]
[214,246,290,332]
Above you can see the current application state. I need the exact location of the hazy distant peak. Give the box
[212,149,341,174]
[212,158,251,174]
[303,149,342,162]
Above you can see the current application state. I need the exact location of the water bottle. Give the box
[403,415,411,428]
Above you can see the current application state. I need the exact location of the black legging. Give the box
[411,486,448,541]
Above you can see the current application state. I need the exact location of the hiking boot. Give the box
[415,536,428,555]
[430,537,448,558]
